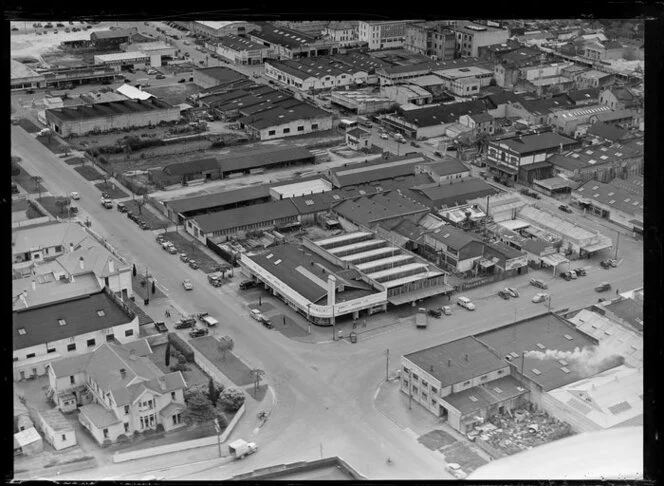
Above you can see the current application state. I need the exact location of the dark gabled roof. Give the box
[193,199,299,234]
[574,179,643,216]
[195,66,247,84]
[219,146,314,173]
[425,224,481,251]
[333,192,429,226]
[419,158,470,177]
[516,95,574,116]
[484,240,524,260]
[217,33,267,52]
[401,100,488,127]
[490,131,578,154]
[237,102,331,130]
[585,122,629,142]
[251,23,317,48]
[91,29,131,40]
[163,158,219,176]
[167,185,272,215]
[483,91,524,109]
[347,127,371,138]
[565,88,600,104]
[330,153,431,187]
[404,336,508,388]
[413,177,499,208]
[45,98,174,122]
[13,290,134,351]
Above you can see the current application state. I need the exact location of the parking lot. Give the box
[156,231,224,275]
[121,199,170,231]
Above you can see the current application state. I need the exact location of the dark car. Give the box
[196,312,209,321]
[573,267,587,276]
[595,282,612,292]
[427,308,442,318]
[600,259,612,269]
[189,328,209,338]
[178,78,186,83]
[560,271,573,281]
[154,321,168,333]
[239,280,256,290]
[410,141,420,147]
[188,261,200,270]
[175,317,196,329]
[558,205,573,214]
[530,278,548,289]
[498,289,511,300]
[261,317,274,329]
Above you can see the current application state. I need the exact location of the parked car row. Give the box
[250,308,273,329]
[600,259,618,269]
[519,188,541,199]
[127,210,150,230]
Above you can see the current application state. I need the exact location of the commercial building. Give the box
[332,192,430,230]
[450,22,510,58]
[329,89,395,115]
[47,339,186,444]
[404,22,456,60]
[517,205,613,258]
[328,153,432,188]
[11,59,46,90]
[420,225,486,272]
[186,21,261,39]
[90,29,132,48]
[45,98,180,137]
[13,277,139,382]
[410,177,500,209]
[264,57,370,92]
[212,34,272,65]
[322,21,360,47]
[120,41,177,67]
[193,66,248,89]
[12,221,89,267]
[358,20,414,50]
[572,178,643,232]
[599,87,641,111]
[237,102,334,141]
[93,51,150,69]
[548,142,643,184]
[433,65,494,96]
[376,57,493,87]
[547,104,613,136]
[382,84,434,106]
[250,24,339,59]
[401,337,527,431]
[345,127,371,151]
[486,131,581,184]
[543,365,642,433]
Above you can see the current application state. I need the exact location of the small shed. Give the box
[36,409,77,451]
[14,427,44,456]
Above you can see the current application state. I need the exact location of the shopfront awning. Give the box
[541,253,569,267]
[478,258,496,269]
[581,240,613,253]
[388,284,454,305]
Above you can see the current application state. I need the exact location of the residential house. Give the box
[583,40,624,62]
[345,127,371,151]
[13,428,43,456]
[401,336,527,432]
[599,87,641,111]
[47,339,187,445]
[459,112,495,136]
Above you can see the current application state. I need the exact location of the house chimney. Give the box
[108,259,115,274]
[129,349,136,361]
[327,275,337,307]
[120,368,126,378]
[79,256,85,270]
[69,274,75,283]
[31,280,36,291]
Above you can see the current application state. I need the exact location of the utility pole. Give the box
[614,230,620,260]
[386,349,390,381]
[214,418,221,458]
[408,369,413,410]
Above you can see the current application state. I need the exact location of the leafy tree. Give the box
[218,387,245,413]
[133,264,137,277]
[56,197,70,214]
[165,342,171,367]
[181,389,216,425]
[217,335,234,361]
[208,377,219,407]
[31,175,43,200]
[249,369,265,398]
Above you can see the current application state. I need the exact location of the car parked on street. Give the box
[498,289,511,300]
[70,191,80,200]
[457,296,475,311]
[188,260,200,270]
[175,319,196,329]
[168,246,178,254]
[117,202,127,213]
[180,253,189,262]
[156,74,166,79]
[595,282,612,292]
[506,287,519,298]
[154,321,168,333]
[532,292,549,303]
[427,308,442,318]
[600,259,612,269]
[558,204,573,213]
[183,279,193,290]
[250,309,265,321]
[380,133,389,140]
[189,328,208,338]
[441,305,452,316]
[530,278,548,289]
[239,280,256,290]
[446,463,467,479]
[573,267,587,276]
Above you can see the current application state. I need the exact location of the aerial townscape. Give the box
[11,17,645,481]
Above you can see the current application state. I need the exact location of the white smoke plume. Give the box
[525,342,624,378]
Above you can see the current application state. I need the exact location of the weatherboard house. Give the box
[46,339,187,445]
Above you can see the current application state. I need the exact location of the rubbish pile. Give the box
[472,407,574,456]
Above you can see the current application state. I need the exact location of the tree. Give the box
[133,264,137,277]
[181,389,216,425]
[31,175,43,200]
[249,369,265,398]
[208,377,219,407]
[151,280,156,294]
[217,335,234,361]
[56,197,70,214]
[165,342,171,367]
[136,196,146,215]
[218,387,245,413]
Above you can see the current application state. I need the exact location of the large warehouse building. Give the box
[44,98,180,136]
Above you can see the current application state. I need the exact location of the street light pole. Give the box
[386,349,390,381]
[614,230,620,260]
[332,304,336,341]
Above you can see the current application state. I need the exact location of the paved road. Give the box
[13,121,643,479]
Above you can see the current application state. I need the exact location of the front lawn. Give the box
[189,337,254,387]
[74,165,104,181]
[148,343,209,388]
[94,181,129,199]
[12,165,47,194]
[37,196,75,219]
[36,135,70,154]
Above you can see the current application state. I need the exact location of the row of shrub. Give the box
[168,332,195,362]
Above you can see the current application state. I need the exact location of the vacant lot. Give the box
[74,164,104,181]
[418,429,458,451]
[95,181,129,199]
[147,83,202,106]
[16,118,41,133]
[189,337,254,387]
[442,442,488,473]
[12,165,47,194]
[36,135,70,154]
[37,196,74,218]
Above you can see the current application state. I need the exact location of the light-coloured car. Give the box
[70,191,80,200]
[441,305,452,315]
[506,287,519,298]
[183,279,193,290]
[457,296,475,311]
[532,292,549,303]
[380,133,389,140]
[446,463,467,479]
[250,308,264,321]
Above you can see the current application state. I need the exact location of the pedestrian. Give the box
[363,319,367,329]
[164,309,168,317]
[352,321,357,330]
[283,315,286,326]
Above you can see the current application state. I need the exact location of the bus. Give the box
[339,119,358,130]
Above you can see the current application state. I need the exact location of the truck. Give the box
[415,307,428,329]
[228,439,257,460]
[101,197,113,209]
